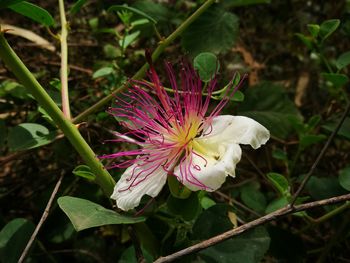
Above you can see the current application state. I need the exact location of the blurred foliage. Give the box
[0,0,350,262]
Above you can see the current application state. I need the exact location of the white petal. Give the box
[111,162,167,211]
[201,115,270,149]
[173,143,242,191]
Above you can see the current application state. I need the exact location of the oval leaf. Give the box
[58,196,146,231]
[0,218,35,263]
[8,123,57,152]
[267,172,290,197]
[319,19,340,41]
[182,6,239,55]
[193,52,219,82]
[336,51,350,70]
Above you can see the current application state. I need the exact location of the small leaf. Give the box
[119,31,140,49]
[339,166,350,191]
[0,218,35,263]
[9,1,55,27]
[305,176,346,200]
[167,193,201,221]
[322,73,349,88]
[319,19,340,41]
[72,165,95,180]
[58,196,146,231]
[307,24,320,38]
[267,172,290,197]
[200,196,216,209]
[8,123,57,152]
[193,52,219,82]
[199,227,270,263]
[335,51,350,70]
[108,5,156,24]
[182,6,239,55]
[92,67,114,79]
[272,148,288,161]
[295,33,314,50]
[299,134,326,150]
[70,0,88,15]
[167,175,191,199]
[240,184,266,214]
[265,196,288,214]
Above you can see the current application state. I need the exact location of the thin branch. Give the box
[290,102,350,206]
[154,193,350,263]
[18,173,64,263]
[59,0,71,119]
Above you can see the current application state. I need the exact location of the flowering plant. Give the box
[101,61,270,211]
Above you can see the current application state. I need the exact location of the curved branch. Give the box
[154,193,350,263]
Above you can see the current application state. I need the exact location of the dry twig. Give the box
[18,173,64,263]
[154,193,350,263]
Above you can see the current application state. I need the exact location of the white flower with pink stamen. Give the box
[101,61,270,211]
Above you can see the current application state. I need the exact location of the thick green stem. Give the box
[0,33,115,196]
[58,0,71,119]
[72,0,216,124]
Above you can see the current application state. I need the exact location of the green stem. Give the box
[58,0,71,119]
[0,33,115,196]
[72,0,216,124]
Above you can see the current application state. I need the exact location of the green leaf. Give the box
[193,52,220,82]
[70,0,88,15]
[299,134,326,150]
[0,0,23,9]
[339,166,350,191]
[167,175,191,199]
[119,31,140,49]
[58,196,146,231]
[305,176,346,200]
[0,218,35,263]
[92,67,114,79]
[9,1,55,27]
[222,0,271,7]
[265,196,288,214]
[240,184,266,214]
[295,33,314,50]
[319,19,340,41]
[132,0,171,23]
[199,227,270,263]
[236,82,302,139]
[0,80,33,100]
[336,51,350,70]
[72,165,96,181]
[267,173,290,197]
[322,116,350,140]
[199,196,216,209]
[181,6,239,55]
[119,246,153,263]
[322,73,349,88]
[167,193,201,221]
[108,4,156,24]
[8,123,57,152]
[192,204,233,240]
[307,24,320,38]
[272,148,288,161]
